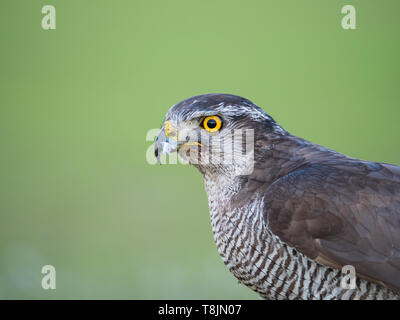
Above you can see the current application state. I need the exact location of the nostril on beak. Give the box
[155,147,159,158]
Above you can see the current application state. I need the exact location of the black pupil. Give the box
[207,119,217,129]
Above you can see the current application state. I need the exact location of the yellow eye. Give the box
[202,115,223,132]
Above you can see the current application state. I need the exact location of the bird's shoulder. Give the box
[261,160,400,292]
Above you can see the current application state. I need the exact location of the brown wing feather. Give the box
[263,161,400,293]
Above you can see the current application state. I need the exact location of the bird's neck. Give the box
[248,133,347,186]
[200,133,347,210]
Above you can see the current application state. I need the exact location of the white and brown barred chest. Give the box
[203,178,399,300]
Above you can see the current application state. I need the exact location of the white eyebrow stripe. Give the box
[213,104,272,122]
[166,100,274,124]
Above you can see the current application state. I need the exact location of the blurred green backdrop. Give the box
[0,0,399,299]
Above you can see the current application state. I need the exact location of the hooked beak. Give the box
[154,120,202,164]
[154,127,178,163]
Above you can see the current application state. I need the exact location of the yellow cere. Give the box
[164,120,171,137]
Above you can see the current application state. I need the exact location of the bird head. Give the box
[155,94,286,177]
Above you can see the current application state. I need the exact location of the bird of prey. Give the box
[154,93,400,300]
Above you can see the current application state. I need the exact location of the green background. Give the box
[0,0,399,299]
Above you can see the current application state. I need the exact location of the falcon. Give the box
[154,93,400,300]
